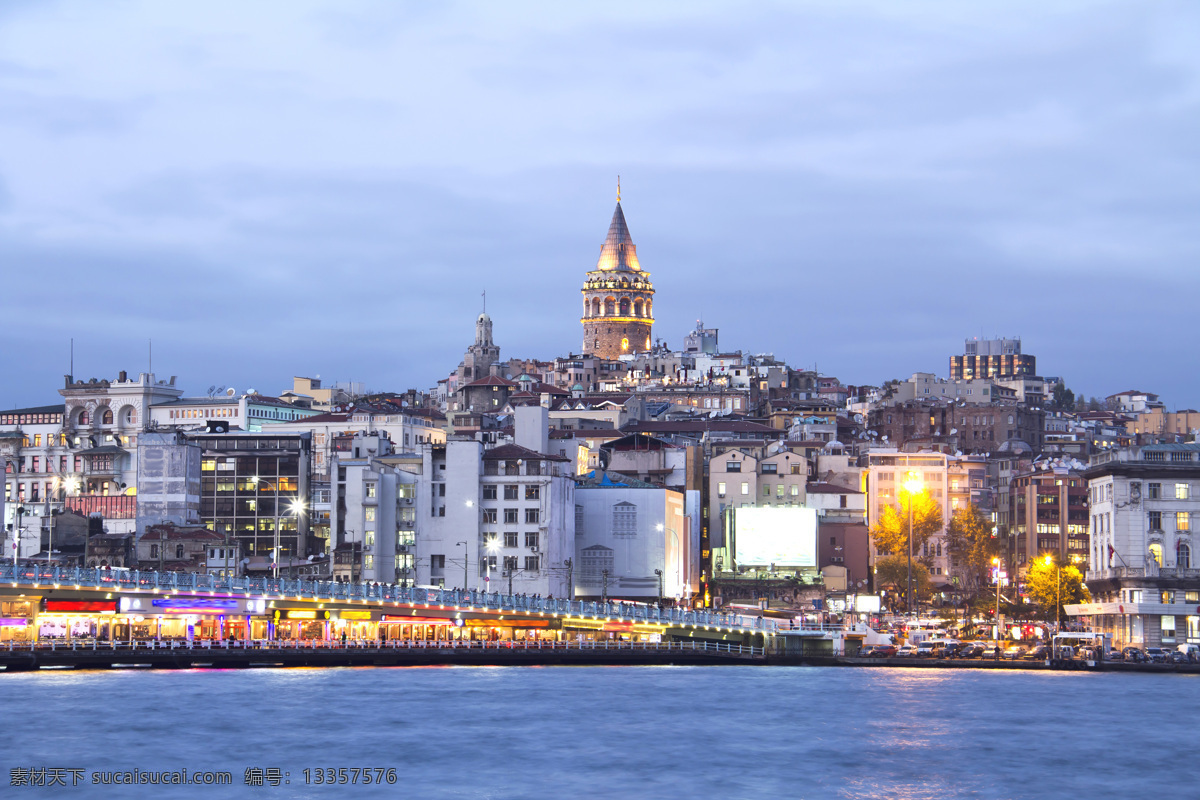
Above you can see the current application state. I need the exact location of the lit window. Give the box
[717,482,726,498]
[741,482,749,496]
[1177,512,1190,532]
[1176,484,1190,500]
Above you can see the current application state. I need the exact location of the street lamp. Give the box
[456,541,467,590]
[654,568,663,600]
[251,476,304,579]
[901,472,923,619]
[992,556,1002,642]
[1043,554,1062,633]
[485,536,499,593]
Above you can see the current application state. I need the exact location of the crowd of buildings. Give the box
[3,197,1198,651]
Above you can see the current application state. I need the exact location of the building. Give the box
[192,431,313,574]
[868,401,1044,455]
[1006,463,1089,580]
[137,523,225,572]
[456,311,503,386]
[581,196,655,359]
[1069,443,1200,649]
[573,471,694,601]
[949,337,1036,381]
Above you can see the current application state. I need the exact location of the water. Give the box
[1,665,1196,799]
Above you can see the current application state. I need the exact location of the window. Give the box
[613,502,637,538]
[776,484,784,498]
[1176,483,1191,500]
[366,483,376,498]
[741,482,749,496]
[525,485,540,500]
[725,461,741,472]
[761,463,777,475]
[1179,544,1192,570]
[839,494,848,508]
[175,545,184,559]
[504,508,519,524]
[365,508,376,522]
[717,482,726,498]
[763,484,771,498]
[525,532,539,549]
[482,509,497,524]
[790,465,802,475]
[483,485,497,500]
[1149,511,1162,531]
[1149,543,1163,567]
[504,485,519,500]
[1162,615,1177,641]
[1147,483,1161,500]
[525,508,540,524]
[150,544,159,559]
[438,484,446,497]
[1177,512,1190,532]
[524,556,540,572]
[503,556,518,571]
[1161,590,1176,604]
[431,554,445,571]
[501,531,517,548]
[791,485,800,497]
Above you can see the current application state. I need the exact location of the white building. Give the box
[1067,443,1200,648]
[332,433,418,584]
[574,472,693,601]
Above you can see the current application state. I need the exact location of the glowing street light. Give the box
[1043,554,1062,634]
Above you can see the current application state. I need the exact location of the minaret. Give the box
[581,183,655,359]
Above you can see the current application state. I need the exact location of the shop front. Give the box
[118,595,270,642]
[1,599,37,643]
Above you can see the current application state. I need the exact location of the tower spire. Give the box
[617,175,621,203]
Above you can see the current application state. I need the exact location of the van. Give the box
[916,641,937,657]
[1177,643,1199,661]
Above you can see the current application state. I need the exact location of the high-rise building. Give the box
[581,193,655,359]
[949,337,1036,380]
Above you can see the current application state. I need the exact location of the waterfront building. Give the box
[581,196,655,359]
[1067,443,1200,648]
[1006,463,1089,581]
[573,471,696,601]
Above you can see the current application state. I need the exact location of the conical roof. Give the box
[595,202,640,271]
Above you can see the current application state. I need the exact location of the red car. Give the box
[866,644,898,658]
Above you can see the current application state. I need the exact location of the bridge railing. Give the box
[0,564,776,632]
[2,637,763,657]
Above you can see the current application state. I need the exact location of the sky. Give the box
[1,1,1198,410]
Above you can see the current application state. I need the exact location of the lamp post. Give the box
[992,556,1002,642]
[901,473,923,619]
[654,568,663,601]
[456,541,467,590]
[11,504,26,570]
[485,537,498,593]
[251,477,305,580]
[1043,554,1061,633]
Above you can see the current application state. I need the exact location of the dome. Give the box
[997,438,1033,455]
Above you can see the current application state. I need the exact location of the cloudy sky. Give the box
[2,1,1197,409]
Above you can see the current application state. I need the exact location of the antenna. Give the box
[69,338,73,380]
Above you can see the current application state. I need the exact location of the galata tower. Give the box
[581,187,655,359]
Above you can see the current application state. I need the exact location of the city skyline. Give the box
[2,2,1198,408]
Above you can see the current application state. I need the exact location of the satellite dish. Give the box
[247,388,257,395]
[226,387,235,397]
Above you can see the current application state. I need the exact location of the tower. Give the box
[581,189,655,359]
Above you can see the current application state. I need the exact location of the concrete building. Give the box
[581,197,655,359]
[868,401,1044,455]
[574,472,693,601]
[1068,443,1200,649]
[1006,463,1089,580]
[331,433,418,584]
[949,337,1036,381]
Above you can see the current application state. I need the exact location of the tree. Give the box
[870,491,943,560]
[1025,558,1090,620]
[945,503,998,596]
[1049,383,1075,412]
[873,555,932,609]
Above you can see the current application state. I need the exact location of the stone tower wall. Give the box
[583,320,652,360]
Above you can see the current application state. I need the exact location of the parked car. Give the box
[868,644,898,658]
[1168,650,1188,664]
[1023,644,1049,660]
[895,644,918,658]
[957,643,984,659]
[916,642,937,658]
[1122,646,1145,663]
[931,642,961,659]
[1002,645,1027,660]
[1105,648,1123,661]
[1145,647,1169,663]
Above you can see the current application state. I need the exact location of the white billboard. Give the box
[733,507,817,567]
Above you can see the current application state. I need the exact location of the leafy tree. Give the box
[1086,396,1102,412]
[873,555,932,609]
[1025,558,1090,620]
[870,491,943,559]
[1049,383,1075,412]
[945,503,998,596]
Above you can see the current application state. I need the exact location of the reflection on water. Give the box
[1,666,1197,799]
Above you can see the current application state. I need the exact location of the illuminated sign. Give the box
[285,610,317,620]
[0,618,28,627]
[119,597,267,615]
[854,595,882,613]
[382,616,462,626]
[464,619,548,629]
[44,600,117,613]
[338,611,373,621]
[732,507,817,567]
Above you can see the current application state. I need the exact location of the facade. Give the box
[868,401,1044,455]
[1068,444,1200,649]
[1007,466,1089,580]
[192,431,312,574]
[949,337,1036,380]
[864,451,956,584]
[581,200,655,359]
[574,472,692,601]
[137,523,224,572]
[332,434,419,584]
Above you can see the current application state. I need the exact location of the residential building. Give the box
[1007,464,1089,580]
